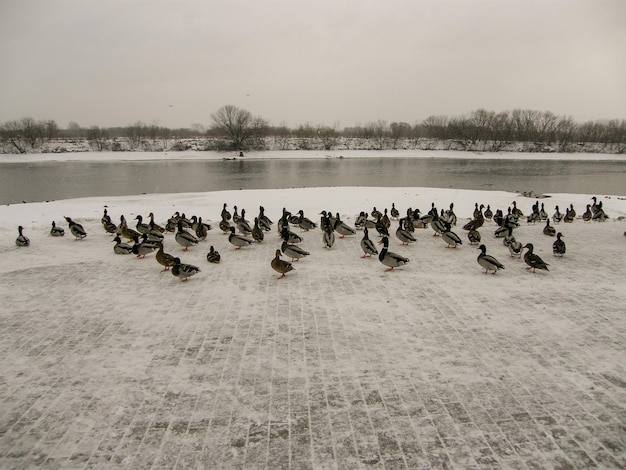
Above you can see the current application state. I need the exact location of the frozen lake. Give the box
[1,155,625,204]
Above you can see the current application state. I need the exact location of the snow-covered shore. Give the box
[1,184,625,468]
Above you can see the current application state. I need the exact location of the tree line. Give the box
[1,106,624,154]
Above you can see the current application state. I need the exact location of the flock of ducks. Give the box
[13,196,613,280]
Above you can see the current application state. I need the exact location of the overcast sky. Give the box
[0,0,624,129]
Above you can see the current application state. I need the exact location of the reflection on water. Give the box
[1,157,624,204]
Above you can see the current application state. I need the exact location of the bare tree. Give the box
[210,105,268,151]
[86,126,110,151]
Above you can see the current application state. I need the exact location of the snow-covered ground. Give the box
[1,152,625,468]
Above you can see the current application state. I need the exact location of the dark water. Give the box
[1,157,624,204]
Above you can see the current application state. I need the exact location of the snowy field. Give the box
[1,154,626,468]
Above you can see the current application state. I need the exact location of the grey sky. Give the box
[1,0,624,129]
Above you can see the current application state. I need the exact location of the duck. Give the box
[354,211,368,230]
[101,207,112,225]
[375,213,389,237]
[334,214,356,238]
[442,228,463,248]
[568,203,576,219]
[171,258,200,282]
[296,210,317,231]
[483,205,493,220]
[50,221,65,237]
[206,245,221,263]
[280,226,303,244]
[322,223,335,249]
[252,218,264,243]
[112,235,133,254]
[523,243,550,272]
[132,234,157,258]
[16,225,30,246]
[477,244,505,274]
[258,206,273,231]
[148,212,165,233]
[229,226,254,250]
[371,207,382,220]
[155,242,177,271]
[395,218,416,245]
[281,240,310,261]
[592,201,609,221]
[472,203,481,219]
[166,212,181,232]
[543,219,556,237]
[443,203,457,226]
[378,236,409,271]
[582,204,593,222]
[102,218,118,235]
[194,217,210,240]
[221,203,232,222]
[553,232,566,257]
[236,210,253,235]
[467,229,481,245]
[463,205,484,231]
[539,203,548,221]
[552,206,563,224]
[360,227,378,258]
[219,216,231,234]
[431,211,449,237]
[119,215,139,241]
[493,209,504,227]
[507,233,523,258]
[563,207,575,223]
[175,220,199,251]
[144,222,165,243]
[65,216,87,240]
[511,201,524,218]
[381,209,391,230]
[271,249,294,279]
[390,203,400,220]
[135,215,150,234]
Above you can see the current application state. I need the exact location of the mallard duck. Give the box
[582,204,592,222]
[553,232,566,257]
[592,201,609,221]
[563,207,574,223]
[145,222,165,243]
[378,236,409,271]
[232,205,241,224]
[171,258,200,281]
[281,240,310,261]
[334,214,356,238]
[539,203,548,220]
[552,206,563,224]
[65,216,87,240]
[503,226,515,246]
[101,207,112,225]
[443,203,457,226]
[229,226,254,250]
[119,215,139,241]
[221,203,232,221]
[219,216,231,234]
[511,201,524,218]
[258,206,273,231]
[442,228,463,248]
[206,245,221,263]
[297,210,317,231]
[112,235,133,254]
[431,212,449,237]
[477,244,505,274]
[322,223,335,249]
[395,218,416,245]
[508,234,523,258]
[271,249,294,279]
[381,209,391,229]
[50,221,65,237]
[493,209,504,227]
[194,217,210,240]
[463,205,484,231]
[148,212,165,233]
[468,229,481,245]
[483,205,493,220]
[568,203,576,219]
[132,234,157,258]
[355,211,368,229]
[280,226,303,244]
[135,215,150,234]
[543,219,556,237]
[371,207,382,220]
[523,243,550,272]
[16,225,30,246]
[472,203,480,219]
[175,220,199,251]
[252,218,264,243]
[360,227,378,258]
[103,218,118,235]
[390,203,400,220]
[236,214,253,236]
[375,213,389,237]
[155,242,177,271]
